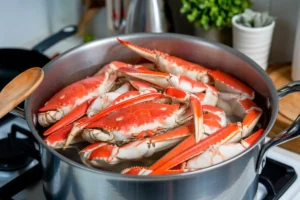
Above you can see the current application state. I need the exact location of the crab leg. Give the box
[129,80,158,93]
[122,123,242,175]
[64,92,165,148]
[118,67,213,94]
[117,38,255,98]
[117,38,210,83]
[43,98,95,136]
[80,123,194,168]
[190,95,204,143]
[209,70,255,99]
[180,128,264,170]
[44,116,88,148]
[124,126,261,177]
[119,68,219,106]
[94,61,151,76]
[38,71,117,127]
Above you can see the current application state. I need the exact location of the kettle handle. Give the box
[256,81,300,173]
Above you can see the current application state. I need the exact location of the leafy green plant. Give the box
[235,9,275,27]
[180,0,252,31]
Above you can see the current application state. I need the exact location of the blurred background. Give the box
[0,0,299,65]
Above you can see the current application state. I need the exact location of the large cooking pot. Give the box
[3,33,300,200]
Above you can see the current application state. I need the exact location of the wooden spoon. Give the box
[0,67,44,119]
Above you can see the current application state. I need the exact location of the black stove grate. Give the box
[259,158,297,200]
[0,124,42,200]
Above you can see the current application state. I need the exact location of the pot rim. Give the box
[25,32,279,181]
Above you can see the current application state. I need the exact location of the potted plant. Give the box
[232,9,276,70]
[180,0,252,46]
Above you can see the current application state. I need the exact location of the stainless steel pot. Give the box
[9,33,300,200]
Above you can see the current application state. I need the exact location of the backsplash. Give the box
[1,0,299,64]
[168,0,300,64]
[251,0,300,64]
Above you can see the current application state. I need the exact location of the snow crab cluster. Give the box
[38,38,264,175]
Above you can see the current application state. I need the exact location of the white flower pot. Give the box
[232,14,275,70]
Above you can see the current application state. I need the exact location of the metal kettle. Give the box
[106,0,169,34]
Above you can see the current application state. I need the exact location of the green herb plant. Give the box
[235,8,275,28]
[180,0,252,31]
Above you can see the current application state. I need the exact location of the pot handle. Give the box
[32,25,77,53]
[256,81,300,174]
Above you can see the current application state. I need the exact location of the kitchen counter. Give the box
[266,63,300,153]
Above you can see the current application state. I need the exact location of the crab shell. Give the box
[82,102,188,143]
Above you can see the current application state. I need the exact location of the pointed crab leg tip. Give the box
[117,38,128,45]
[63,125,83,149]
[190,95,204,143]
[244,128,264,145]
[150,123,242,174]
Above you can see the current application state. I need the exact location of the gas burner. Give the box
[0,125,35,171]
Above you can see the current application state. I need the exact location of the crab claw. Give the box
[64,92,165,148]
[209,70,255,99]
[149,123,242,175]
[38,71,117,127]
[44,116,88,148]
[117,38,211,83]
[43,99,93,136]
[80,123,194,168]
[44,82,131,136]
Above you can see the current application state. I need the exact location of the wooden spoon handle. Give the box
[0,67,44,119]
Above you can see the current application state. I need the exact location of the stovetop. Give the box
[0,114,299,200]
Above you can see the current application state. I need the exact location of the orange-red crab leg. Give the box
[124,126,261,177]
[209,70,254,99]
[119,68,219,106]
[107,80,157,107]
[94,61,151,76]
[43,98,95,136]
[190,95,204,143]
[180,128,264,171]
[117,38,211,83]
[121,123,242,175]
[64,92,165,148]
[117,38,255,98]
[129,80,158,93]
[38,71,117,127]
[44,116,88,148]
[118,67,215,94]
[80,123,194,168]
